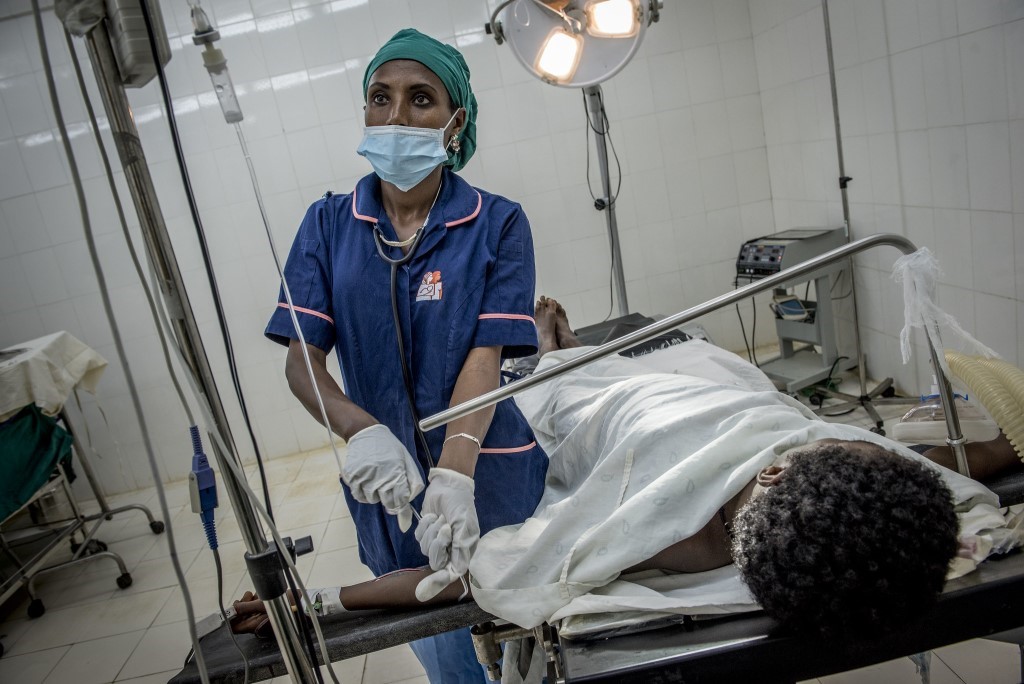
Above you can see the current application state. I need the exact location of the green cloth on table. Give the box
[0,404,73,522]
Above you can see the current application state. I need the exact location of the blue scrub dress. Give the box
[265,168,548,683]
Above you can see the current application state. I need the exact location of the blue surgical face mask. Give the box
[357,109,461,192]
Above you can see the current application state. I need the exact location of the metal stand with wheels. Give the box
[0,433,161,620]
[814,0,919,434]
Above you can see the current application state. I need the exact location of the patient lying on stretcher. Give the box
[233,298,1015,639]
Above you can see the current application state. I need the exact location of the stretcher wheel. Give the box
[150,521,165,534]
[116,573,133,589]
[28,599,45,619]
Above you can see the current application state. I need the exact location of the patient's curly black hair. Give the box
[731,441,959,639]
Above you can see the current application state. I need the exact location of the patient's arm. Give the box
[232,569,468,633]
[918,432,1022,481]
[328,568,469,610]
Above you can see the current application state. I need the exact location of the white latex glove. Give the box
[415,512,453,571]
[415,564,464,603]
[414,468,479,574]
[341,424,425,532]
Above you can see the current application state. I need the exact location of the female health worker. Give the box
[264,29,548,683]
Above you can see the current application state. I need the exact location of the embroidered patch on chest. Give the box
[416,270,443,301]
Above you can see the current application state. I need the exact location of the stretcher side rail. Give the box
[420,234,973,477]
[169,600,493,684]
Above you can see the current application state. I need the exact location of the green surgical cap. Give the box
[363,28,477,172]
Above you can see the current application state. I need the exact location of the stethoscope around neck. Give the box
[371,201,437,469]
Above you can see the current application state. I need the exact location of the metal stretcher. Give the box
[171,530,1024,684]
[172,235,1024,683]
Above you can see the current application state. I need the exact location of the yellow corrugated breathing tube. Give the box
[945,351,1024,463]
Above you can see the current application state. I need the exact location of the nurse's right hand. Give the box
[342,424,425,532]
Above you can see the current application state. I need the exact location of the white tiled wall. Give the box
[753,0,1024,394]
[6,0,1020,492]
[0,1,771,492]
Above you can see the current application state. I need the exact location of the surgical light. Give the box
[536,28,583,82]
[586,0,639,38]
[487,0,662,317]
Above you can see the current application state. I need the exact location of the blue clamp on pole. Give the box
[188,425,219,550]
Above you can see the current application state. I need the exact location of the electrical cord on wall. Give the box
[581,88,623,208]
[31,5,210,683]
[581,88,624,323]
[732,275,756,364]
[830,268,853,300]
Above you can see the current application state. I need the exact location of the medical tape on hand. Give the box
[303,587,345,616]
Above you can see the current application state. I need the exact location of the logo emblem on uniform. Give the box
[416,270,443,301]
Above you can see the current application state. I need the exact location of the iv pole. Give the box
[813,0,917,431]
[60,11,319,683]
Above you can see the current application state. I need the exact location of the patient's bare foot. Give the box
[549,298,582,349]
[535,297,561,356]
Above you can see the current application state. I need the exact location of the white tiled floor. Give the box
[0,450,425,684]
[0,370,1020,684]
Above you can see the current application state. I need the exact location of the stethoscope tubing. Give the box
[374,226,437,470]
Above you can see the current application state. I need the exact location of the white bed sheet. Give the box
[469,341,1003,637]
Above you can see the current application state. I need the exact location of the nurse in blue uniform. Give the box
[264,29,547,683]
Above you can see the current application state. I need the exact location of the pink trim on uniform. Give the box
[445,191,482,227]
[480,441,536,454]
[350,186,377,223]
[478,313,536,323]
[278,302,334,325]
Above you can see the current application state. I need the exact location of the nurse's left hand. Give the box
[415,468,479,575]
